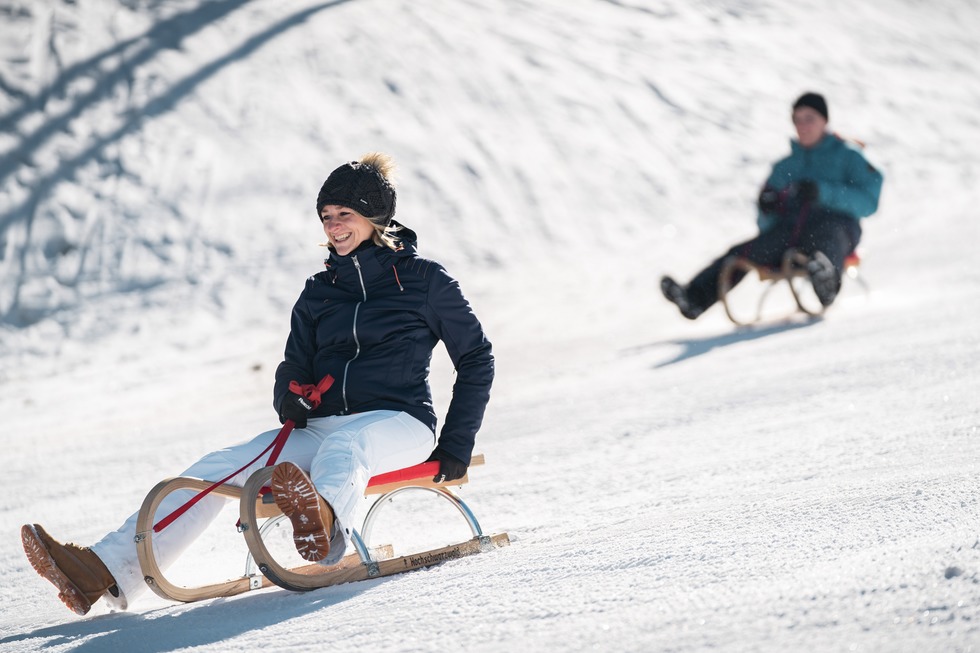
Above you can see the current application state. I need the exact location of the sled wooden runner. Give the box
[718,248,862,326]
[134,454,509,603]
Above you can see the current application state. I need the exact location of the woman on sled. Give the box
[22,152,495,615]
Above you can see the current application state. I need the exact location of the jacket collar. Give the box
[323,221,419,282]
[790,132,841,155]
[326,241,385,279]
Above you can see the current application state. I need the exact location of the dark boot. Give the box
[807,250,841,306]
[271,462,335,562]
[660,276,704,320]
[22,524,118,615]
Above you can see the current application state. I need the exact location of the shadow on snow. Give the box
[626,316,822,369]
[0,578,378,653]
[0,0,353,326]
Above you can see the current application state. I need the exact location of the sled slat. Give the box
[254,534,511,592]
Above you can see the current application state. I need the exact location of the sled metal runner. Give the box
[134,454,509,603]
[718,248,862,326]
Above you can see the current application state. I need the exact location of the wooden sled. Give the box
[718,248,863,326]
[134,454,509,603]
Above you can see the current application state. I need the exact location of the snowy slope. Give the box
[2,0,980,651]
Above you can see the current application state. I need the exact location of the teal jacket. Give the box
[758,133,884,232]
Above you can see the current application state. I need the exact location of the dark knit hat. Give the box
[793,92,829,122]
[316,160,396,225]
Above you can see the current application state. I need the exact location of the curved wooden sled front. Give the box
[135,455,509,602]
[719,248,827,326]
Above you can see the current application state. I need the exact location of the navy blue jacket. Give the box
[273,224,494,465]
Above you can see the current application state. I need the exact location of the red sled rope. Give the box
[152,375,334,533]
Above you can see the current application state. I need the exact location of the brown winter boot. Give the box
[270,462,335,562]
[21,524,118,616]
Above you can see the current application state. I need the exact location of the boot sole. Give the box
[661,277,702,320]
[807,255,839,306]
[21,524,92,616]
[270,463,333,562]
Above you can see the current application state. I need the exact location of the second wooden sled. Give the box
[135,454,509,602]
[718,248,862,326]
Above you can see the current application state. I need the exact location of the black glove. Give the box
[795,179,819,203]
[279,391,314,428]
[427,448,468,483]
[757,187,780,213]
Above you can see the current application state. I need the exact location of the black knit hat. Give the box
[316,161,397,225]
[793,92,829,122]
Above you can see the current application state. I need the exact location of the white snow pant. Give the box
[92,410,435,610]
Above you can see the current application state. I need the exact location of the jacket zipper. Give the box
[341,255,368,413]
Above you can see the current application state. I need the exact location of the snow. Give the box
[2,0,979,651]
